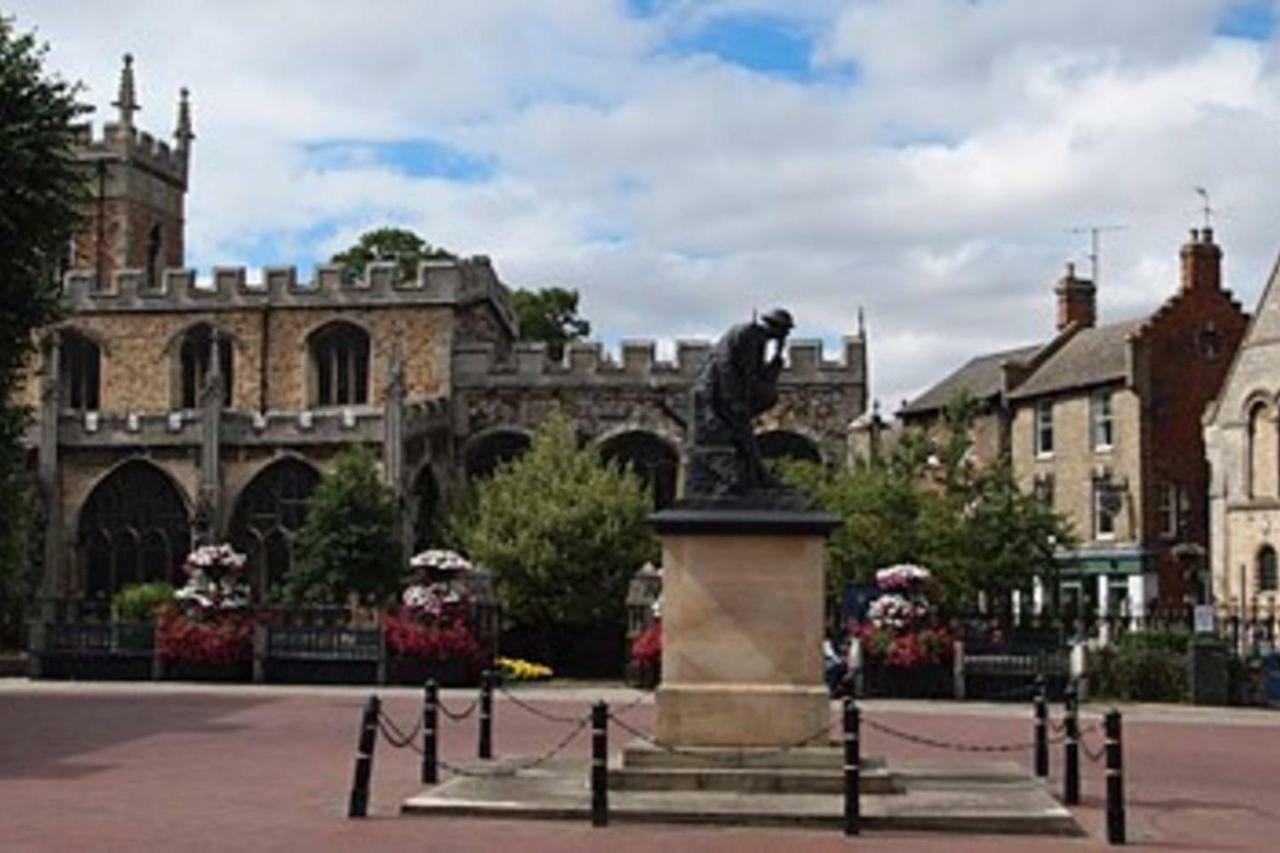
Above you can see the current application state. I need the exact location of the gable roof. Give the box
[1007,319,1142,400]
[900,343,1041,416]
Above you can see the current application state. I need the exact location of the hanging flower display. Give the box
[157,544,254,666]
[852,563,954,669]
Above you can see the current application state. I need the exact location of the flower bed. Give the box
[850,564,956,697]
[156,545,255,675]
[384,550,486,684]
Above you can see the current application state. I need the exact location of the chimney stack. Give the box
[1055,261,1096,332]
[1180,227,1222,293]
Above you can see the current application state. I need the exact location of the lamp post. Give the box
[1048,534,1063,647]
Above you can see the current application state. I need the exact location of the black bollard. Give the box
[591,701,609,827]
[1034,674,1049,779]
[422,679,438,785]
[1105,708,1126,845]
[1063,680,1080,806]
[347,694,381,818]
[479,669,494,760]
[843,698,860,836]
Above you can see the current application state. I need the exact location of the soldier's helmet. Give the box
[760,307,794,333]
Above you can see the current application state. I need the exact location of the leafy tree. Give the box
[448,412,657,668]
[0,18,87,644]
[287,447,402,605]
[781,390,1074,613]
[510,287,591,360]
[331,226,453,283]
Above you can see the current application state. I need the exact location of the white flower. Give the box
[410,549,473,572]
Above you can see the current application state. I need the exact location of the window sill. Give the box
[1035,452,1055,461]
[1093,445,1114,455]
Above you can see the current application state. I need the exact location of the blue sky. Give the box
[13,0,1280,408]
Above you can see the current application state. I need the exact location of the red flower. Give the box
[155,604,253,665]
[630,620,662,669]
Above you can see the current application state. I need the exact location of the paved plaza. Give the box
[1,679,1277,852]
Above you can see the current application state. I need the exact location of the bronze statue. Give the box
[686,308,798,502]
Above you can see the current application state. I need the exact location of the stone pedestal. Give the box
[649,507,840,747]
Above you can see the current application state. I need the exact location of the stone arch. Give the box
[306,320,371,407]
[228,456,322,595]
[598,429,680,508]
[76,458,191,600]
[464,427,533,480]
[757,429,823,465]
[410,462,442,553]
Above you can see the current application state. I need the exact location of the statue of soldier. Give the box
[686,308,795,500]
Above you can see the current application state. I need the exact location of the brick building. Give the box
[900,230,1249,620]
[18,58,868,610]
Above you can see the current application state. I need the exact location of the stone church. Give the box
[19,58,868,610]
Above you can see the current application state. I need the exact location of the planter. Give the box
[862,663,953,699]
[625,660,660,690]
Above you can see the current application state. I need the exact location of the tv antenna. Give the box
[1193,186,1214,229]
[1066,224,1126,285]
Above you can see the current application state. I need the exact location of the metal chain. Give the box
[862,715,1085,754]
[607,711,832,764]
[610,689,652,716]
[1079,731,1108,763]
[377,710,423,749]
[436,715,593,777]
[496,683,588,725]
[438,697,479,722]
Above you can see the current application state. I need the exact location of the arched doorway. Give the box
[228,459,321,596]
[757,429,822,465]
[599,430,680,508]
[78,460,190,600]
[465,429,531,480]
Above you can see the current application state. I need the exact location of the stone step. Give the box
[609,765,898,795]
[621,740,886,772]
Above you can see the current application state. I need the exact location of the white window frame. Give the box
[1035,400,1054,458]
[1091,390,1114,452]
[1094,481,1118,541]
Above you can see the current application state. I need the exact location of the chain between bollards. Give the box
[479,669,494,760]
[347,694,380,818]
[591,700,609,828]
[843,697,860,836]
[1105,708,1126,845]
[422,679,439,784]
[1033,674,1049,779]
[1063,679,1080,806]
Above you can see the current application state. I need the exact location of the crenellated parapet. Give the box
[60,255,516,322]
[453,336,866,389]
[72,120,189,183]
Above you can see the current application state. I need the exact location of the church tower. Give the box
[70,54,192,287]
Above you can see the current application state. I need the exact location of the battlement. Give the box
[61,255,514,317]
[454,336,866,388]
[73,121,188,183]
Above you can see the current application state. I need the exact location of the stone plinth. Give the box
[649,507,840,747]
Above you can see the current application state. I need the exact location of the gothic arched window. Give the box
[757,429,823,465]
[1260,545,1279,593]
[600,430,680,508]
[464,430,531,480]
[228,459,320,594]
[309,322,370,407]
[60,331,101,411]
[78,460,190,600]
[179,324,233,408]
[1248,401,1278,498]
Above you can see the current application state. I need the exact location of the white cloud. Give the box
[8,0,1280,411]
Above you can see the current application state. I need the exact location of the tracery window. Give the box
[600,431,681,508]
[228,459,320,594]
[1248,401,1277,498]
[78,461,190,599]
[179,324,233,408]
[309,322,370,407]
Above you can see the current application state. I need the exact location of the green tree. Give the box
[331,226,453,283]
[0,18,87,645]
[286,448,402,605]
[449,412,657,667]
[510,287,591,360]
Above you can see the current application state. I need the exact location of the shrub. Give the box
[1089,644,1186,702]
[112,582,175,622]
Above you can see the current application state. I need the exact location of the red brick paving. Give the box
[1,682,1277,852]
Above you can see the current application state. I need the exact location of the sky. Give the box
[10,0,1280,412]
